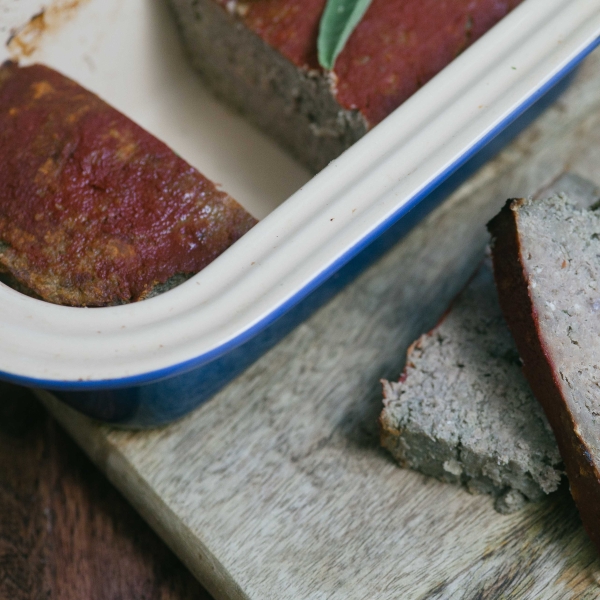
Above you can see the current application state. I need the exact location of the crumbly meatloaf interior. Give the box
[489,194,600,550]
[380,260,562,512]
[0,61,257,307]
[168,0,522,171]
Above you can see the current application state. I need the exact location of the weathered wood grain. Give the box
[0,382,210,600]
[40,50,600,599]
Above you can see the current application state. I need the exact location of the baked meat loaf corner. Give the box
[167,0,523,172]
[0,61,257,307]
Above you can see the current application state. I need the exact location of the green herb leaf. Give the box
[318,0,373,70]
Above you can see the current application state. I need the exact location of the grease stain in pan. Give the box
[7,0,90,59]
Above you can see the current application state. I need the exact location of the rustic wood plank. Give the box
[40,50,600,599]
[0,382,210,600]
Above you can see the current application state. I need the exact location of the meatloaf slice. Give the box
[168,0,523,171]
[380,259,563,513]
[0,62,257,307]
[488,192,600,550]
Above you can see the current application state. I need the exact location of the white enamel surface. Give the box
[0,0,599,384]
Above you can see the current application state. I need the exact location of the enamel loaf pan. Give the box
[1,0,599,427]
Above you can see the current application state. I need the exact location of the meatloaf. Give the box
[168,0,523,171]
[0,61,257,307]
[380,259,563,513]
[488,192,600,551]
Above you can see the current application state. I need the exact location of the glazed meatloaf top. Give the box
[0,62,257,307]
[220,0,523,125]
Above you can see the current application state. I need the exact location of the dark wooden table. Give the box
[0,381,212,600]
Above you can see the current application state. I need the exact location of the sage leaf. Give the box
[318,0,373,70]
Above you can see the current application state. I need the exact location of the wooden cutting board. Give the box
[39,51,600,599]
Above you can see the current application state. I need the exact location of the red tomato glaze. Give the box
[219,0,523,125]
[0,62,257,306]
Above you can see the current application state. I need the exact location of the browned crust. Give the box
[488,199,600,552]
[0,62,257,306]
[378,412,403,462]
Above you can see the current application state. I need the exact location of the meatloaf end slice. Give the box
[380,259,563,513]
[0,61,257,307]
[488,191,600,549]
